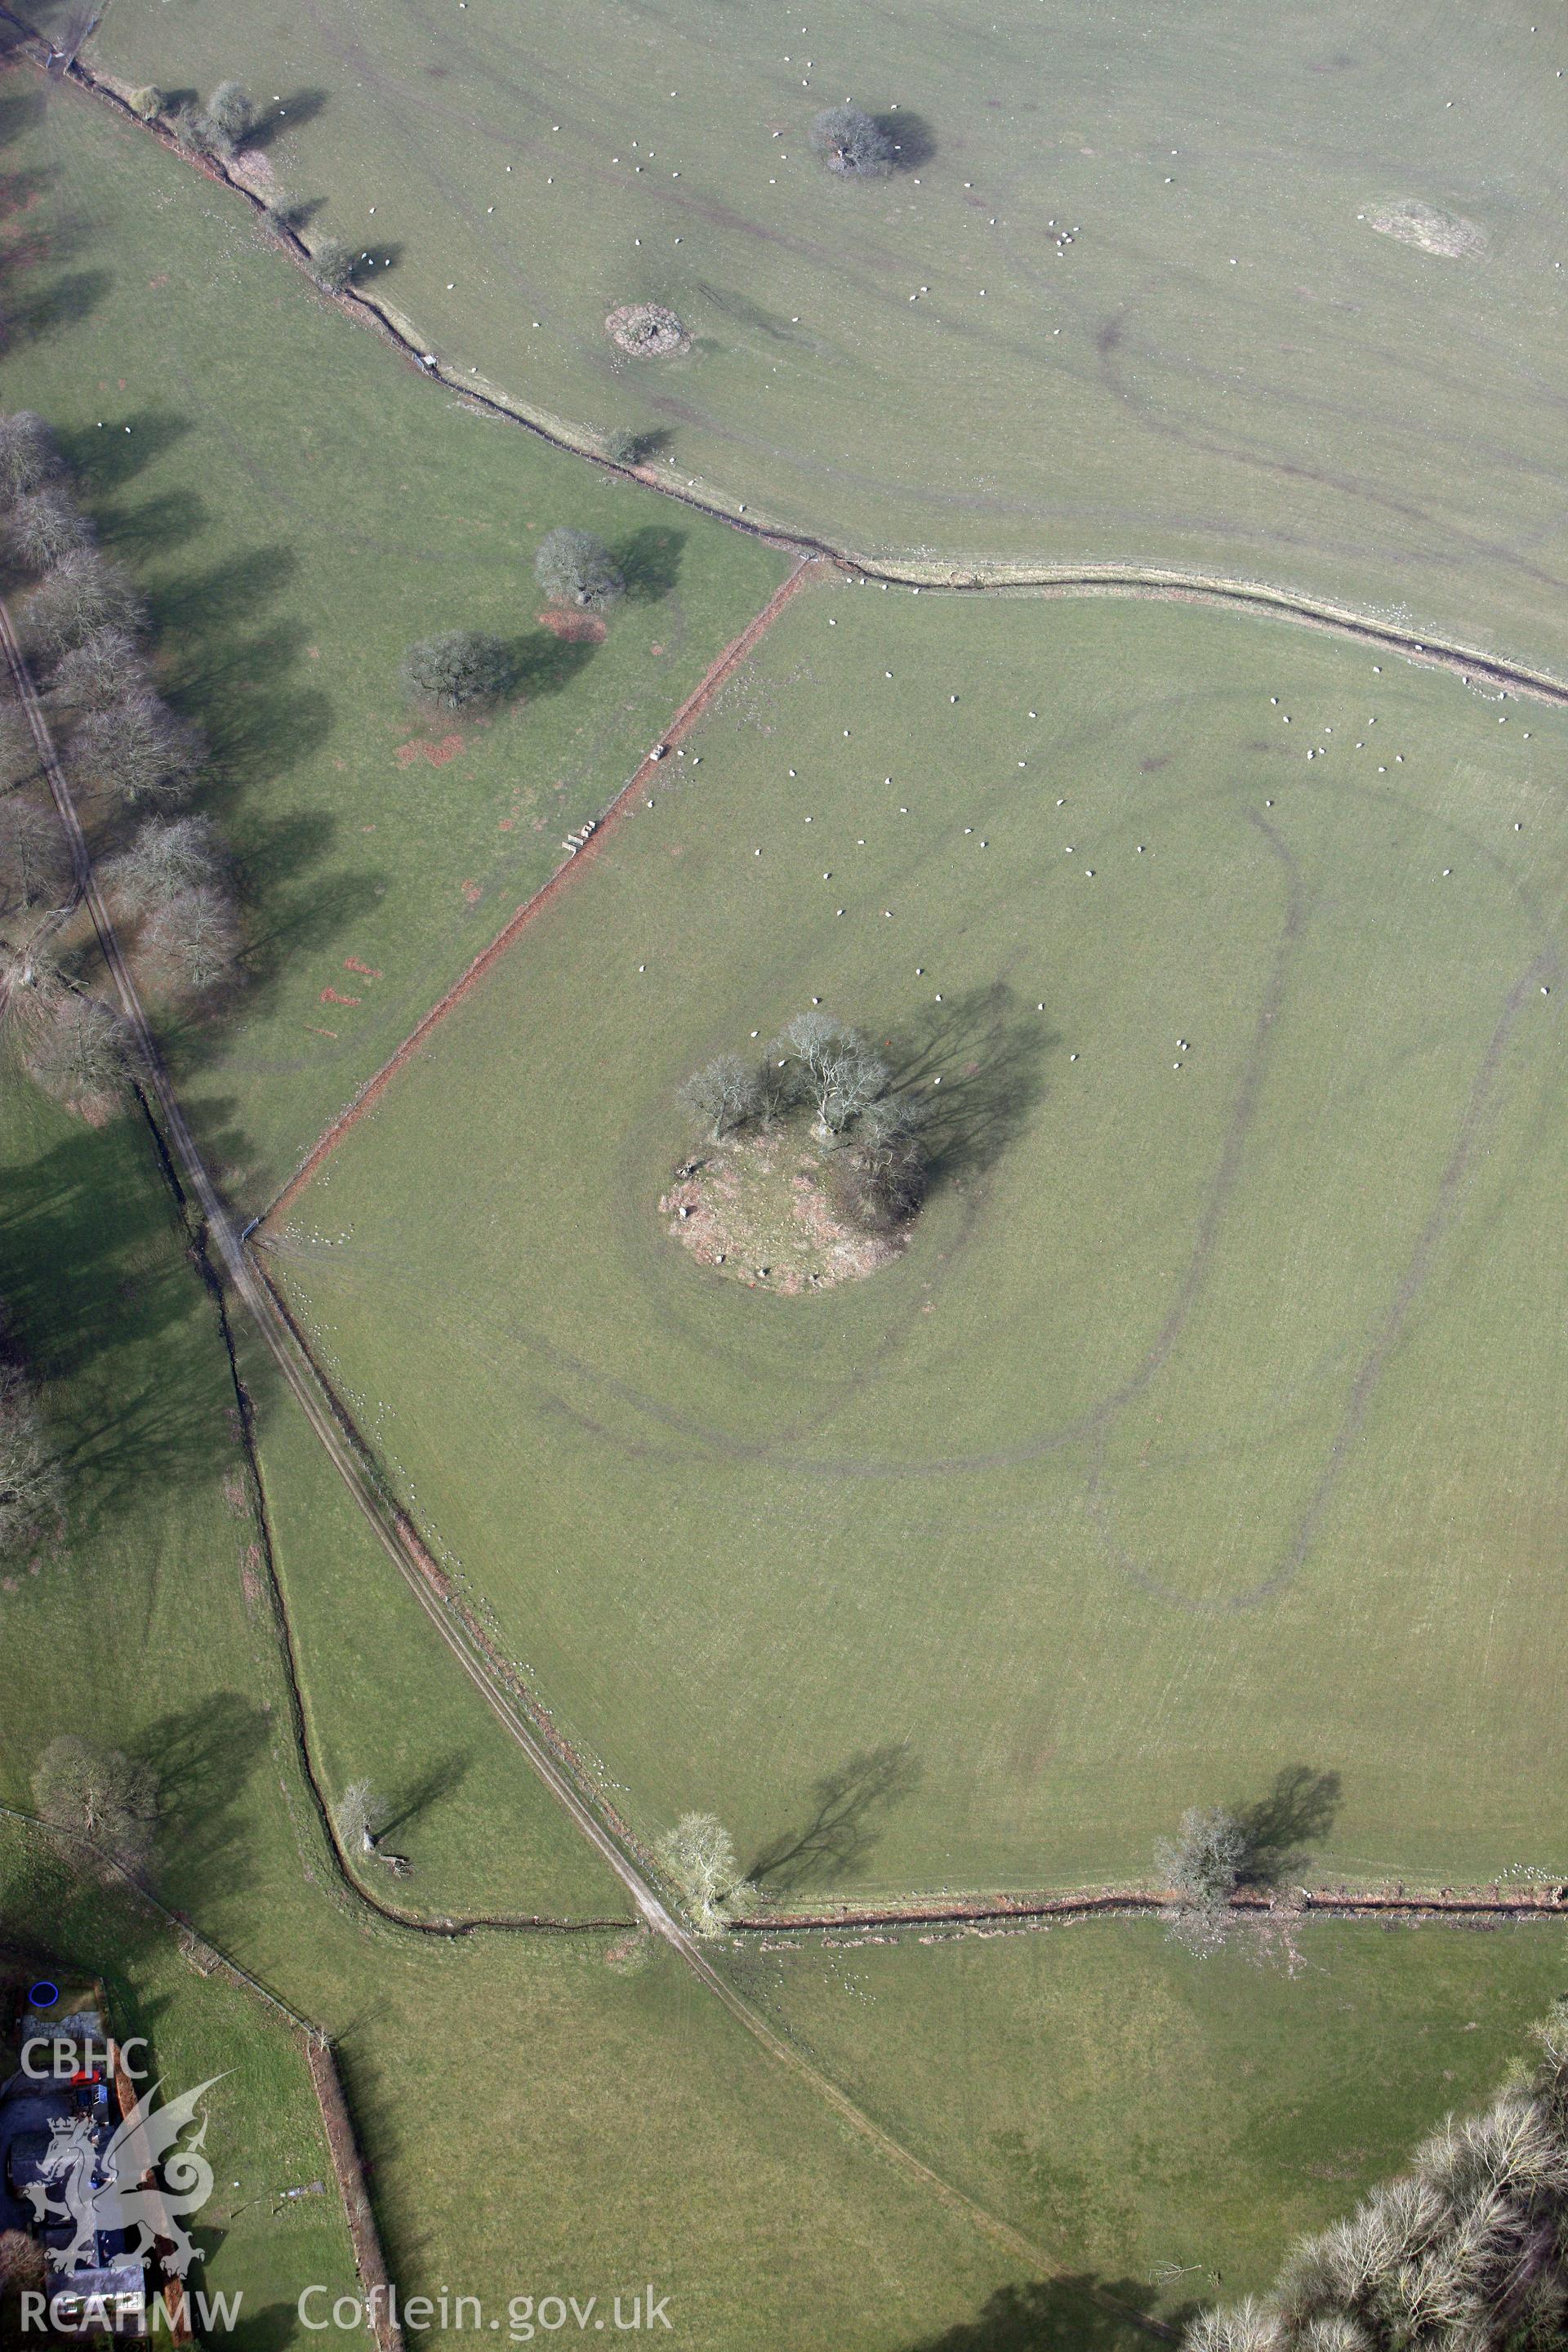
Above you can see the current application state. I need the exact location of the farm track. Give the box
[7,29,1568,2332]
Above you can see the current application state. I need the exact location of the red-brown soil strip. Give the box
[261,556,817,1230]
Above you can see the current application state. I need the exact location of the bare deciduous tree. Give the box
[679,1052,764,1141]
[33,1735,157,1880]
[28,550,147,657]
[335,1778,386,1855]
[654,1811,755,1936]
[148,881,239,992]
[1156,1805,1249,1953]
[534,528,624,612]
[0,1342,62,1557]
[309,237,357,296]
[205,81,255,150]
[399,630,510,710]
[842,1094,929,1226]
[105,813,225,914]
[69,692,205,808]
[1185,1999,1568,2351]
[22,983,131,1116]
[0,412,62,505]
[808,105,896,177]
[0,795,69,915]
[776,1010,889,1136]
[9,488,92,571]
[50,626,151,711]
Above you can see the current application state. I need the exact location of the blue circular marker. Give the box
[27,1980,59,2009]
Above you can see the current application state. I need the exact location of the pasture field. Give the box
[51,0,1568,667]
[0,65,786,1199]
[739,1916,1568,2333]
[0,1070,1040,2346]
[271,581,1568,1896]
[232,1314,633,1924]
[0,1817,362,2319]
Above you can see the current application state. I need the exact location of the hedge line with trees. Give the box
[0,409,241,1113]
[1186,2001,1568,2350]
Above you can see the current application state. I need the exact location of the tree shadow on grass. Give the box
[0,74,42,143]
[0,1107,255,1515]
[747,1744,922,1895]
[377,1754,470,1843]
[5,266,111,345]
[1236,1764,1342,1890]
[95,483,210,563]
[881,982,1058,1189]
[904,2274,1196,2350]
[614,523,684,603]
[55,411,194,498]
[506,627,599,699]
[243,88,329,149]
[878,110,938,172]
[135,1695,274,1905]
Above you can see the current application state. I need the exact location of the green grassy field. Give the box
[51,0,1568,668]
[0,1066,1045,2347]
[273,581,1568,1895]
[0,65,786,1200]
[5,20,1567,2345]
[0,1819,363,2323]
[737,1916,1568,2336]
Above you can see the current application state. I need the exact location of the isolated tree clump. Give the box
[0,411,62,505]
[33,1735,158,1880]
[309,236,357,296]
[0,1339,62,1559]
[534,527,624,612]
[50,625,151,711]
[602,425,654,466]
[399,630,510,710]
[9,488,93,572]
[809,104,895,177]
[1186,2000,1568,2352]
[69,692,205,808]
[655,1811,754,1936]
[1156,1804,1250,1953]
[29,550,146,657]
[335,1778,386,1857]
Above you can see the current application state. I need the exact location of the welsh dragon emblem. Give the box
[21,2075,226,2280]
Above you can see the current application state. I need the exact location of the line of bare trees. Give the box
[0,1302,63,1566]
[0,410,241,1118]
[1187,2000,1568,2349]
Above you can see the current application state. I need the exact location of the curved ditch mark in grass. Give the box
[9,13,1568,710]
[1086,933,1561,1612]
